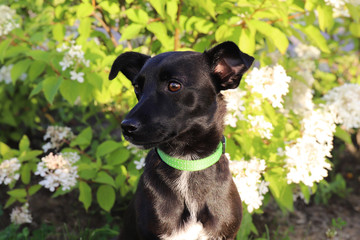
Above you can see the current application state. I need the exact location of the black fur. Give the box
[109,41,254,240]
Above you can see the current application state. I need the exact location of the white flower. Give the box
[0,64,13,84]
[245,64,291,109]
[323,83,360,130]
[43,126,74,152]
[285,108,336,187]
[59,57,73,71]
[10,203,32,225]
[230,157,268,213]
[323,0,359,17]
[294,43,320,60]
[57,41,89,74]
[35,152,79,191]
[0,158,21,185]
[248,115,273,139]
[134,157,146,170]
[221,88,246,127]
[285,79,314,115]
[70,70,84,83]
[0,5,19,37]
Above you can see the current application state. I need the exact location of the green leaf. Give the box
[264,167,294,212]
[126,8,149,25]
[21,163,31,184]
[149,0,166,18]
[0,142,11,157]
[94,171,116,188]
[77,3,94,18]
[79,181,92,211]
[107,148,130,166]
[79,17,92,40]
[27,50,50,62]
[86,71,103,90]
[70,127,92,149]
[10,59,32,84]
[5,197,17,208]
[120,24,144,40]
[52,23,65,42]
[239,28,255,56]
[28,185,42,196]
[28,60,46,81]
[115,165,127,189]
[334,126,352,144]
[251,20,289,54]
[350,22,360,37]
[166,0,178,23]
[317,4,334,32]
[0,38,12,63]
[79,168,97,180]
[147,22,172,49]
[29,82,43,98]
[19,150,42,162]
[300,183,311,204]
[59,79,80,104]
[196,0,216,19]
[43,76,63,104]
[296,24,330,53]
[19,135,30,152]
[7,189,27,199]
[96,185,115,212]
[96,140,122,158]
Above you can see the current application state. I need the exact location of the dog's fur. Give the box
[109,41,254,240]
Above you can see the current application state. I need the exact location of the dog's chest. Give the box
[161,172,210,240]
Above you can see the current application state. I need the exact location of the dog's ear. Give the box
[108,52,150,81]
[205,41,254,90]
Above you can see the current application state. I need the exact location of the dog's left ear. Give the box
[205,41,254,91]
[108,52,150,82]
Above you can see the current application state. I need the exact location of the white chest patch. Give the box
[160,172,210,240]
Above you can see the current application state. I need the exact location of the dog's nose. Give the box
[121,119,141,134]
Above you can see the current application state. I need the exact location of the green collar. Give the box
[156,138,225,171]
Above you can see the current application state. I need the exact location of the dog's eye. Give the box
[168,81,181,92]
[134,84,141,93]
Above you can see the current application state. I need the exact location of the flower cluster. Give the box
[0,5,19,37]
[229,156,269,213]
[35,152,79,192]
[248,115,274,139]
[323,83,360,130]
[245,64,291,108]
[286,43,320,115]
[42,126,74,152]
[10,203,32,225]
[221,89,247,127]
[127,144,147,170]
[285,108,336,187]
[324,0,354,17]
[0,158,21,185]
[57,41,89,83]
[0,64,13,84]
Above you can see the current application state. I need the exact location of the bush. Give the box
[0,0,359,238]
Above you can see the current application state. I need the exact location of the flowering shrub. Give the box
[0,0,360,238]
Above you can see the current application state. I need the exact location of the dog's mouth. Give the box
[122,132,177,149]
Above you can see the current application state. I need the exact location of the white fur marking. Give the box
[161,172,210,240]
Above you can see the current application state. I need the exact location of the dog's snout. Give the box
[121,119,141,134]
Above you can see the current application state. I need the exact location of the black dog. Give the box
[109,41,254,240]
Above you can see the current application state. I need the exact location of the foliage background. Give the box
[0,0,360,239]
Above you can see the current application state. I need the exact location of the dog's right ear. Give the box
[108,52,150,81]
[205,41,254,91]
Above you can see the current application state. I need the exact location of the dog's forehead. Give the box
[142,51,204,73]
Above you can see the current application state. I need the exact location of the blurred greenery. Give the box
[0,0,359,239]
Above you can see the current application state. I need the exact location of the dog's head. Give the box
[109,41,254,149]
